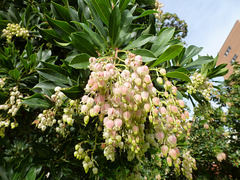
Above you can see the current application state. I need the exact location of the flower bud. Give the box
[155,131,164,141]
[144,104,151,112]
[161,145,168,156]
[168,135,177,146]
[157,77,163,85]
[114,119,122,128]
[141,91,149,101]
[132,125,139,135]
[123,111,131,121]
[84,116,89,125]
[169,149,177,160]
[152,97,160,106]
[160,69,166,76]
[92,167,98,174]
[167,157,172,166]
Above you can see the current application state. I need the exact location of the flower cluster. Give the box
[182,151,197,179]
[74,143,98,174]
[2,23,30,42]
[154,0,164,19]
[216,152,226,162]
[0,86,22,137]
[33,87,74,135]
[186,72,214,101]
[76,52,195,178]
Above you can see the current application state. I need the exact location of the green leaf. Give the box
[91,0,111,26]
[69,53,91,69]
[119,0,132,12]
[123,34,153,50]
[207,67,229,79]
[22,98,51,109]
[88,19,107,39]
[166,71,191,82]
[132,49,156,62]
[133,10,159,20]
[25,166,42,180]
[109,5,121,48]
[38,28,66,44]
[175,67,190,74]
[184,56,214,70]
[46,15,76,41]
[61,85,85,99]
[151,44,183,67]
[37,68,69,84]
[24,5,32,28]
[71,21,107,51]
[180,45,203,65]
[25,39,33,59]
[70,32,97,57]
[9,69,20,80]
[33,80,68,91]
[51,2,71,22]
[151,27,175,52]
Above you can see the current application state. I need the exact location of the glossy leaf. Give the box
[132,49,156,62]
[180,45,203,65]
[151,44,183,67]
[123,34,153,50]
[69,53,91,69]
[9,69,20,80]
[91,0,111,26]
[37,68,69,84]
[88,19,107,39]
[51,2,71,22]
[166,71,191,82]
[151,27,175,52]
[133,10,159,20]
[71,21,107,51]
[184,56,214,70]
[119,0,132,12]
[109,5,121,48]
[46,15,76,41]
[61,85,85,99]
[22,98,51,109]
[70,32,97,57]
[38,28,66,45]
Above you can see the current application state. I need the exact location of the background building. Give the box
[217,20,240,79]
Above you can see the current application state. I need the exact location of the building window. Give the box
[224,46,231,56]
[230,54,238,64]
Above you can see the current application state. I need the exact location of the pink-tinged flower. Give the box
[81,95,88,104]
[155,131,164,141]
[110,130,116,138]
[109,69,115,75]
[132,125,139,135]
[216,152,226,162]
[167,157,172,166]
[114,119,122,128]
[81,105,88,114]
[160,68,166,76]
[88,78,95,87]
[103,117,109,125]
[152,97,160,106]
[121,86,128,95]
[121,70,130,78]
[181,114,186,121]
[152,108,159,117]
[89,108,95,117]
[105,120,114,129]
[143,75,151,84]
[105,63,114,71]
[161,145,169,156]
[103,71,110,79]
[134,78,142,86]
[101,103,110,112]
[108,108,115,117]
[93,105,100,114]
[92,83,99,91]
[95,94,105,104]
[168,135,177,146]
[123,82,131,88]
[178,100,185,108]
[141,91,149,101]
[204,123,209,129]
[176,119,181,126]
[135,55,142,63]
[94,63,102,70]
[171,86,177,95]
[184,111,189,119]
[134,94,142,104]
[99,80,105,87]
[131,72,138,80]
[170,105,178,114]
[159,107,167,117]
[187,122,192,129]
[115,108,123,117]
[167,116,174,124]
[144,103,151,112]
[113,87,122,96]
[89,57,97,63]
[169,149,177,160]
[123,111,131,121]
[174,147,180,156]
[125,58,130,65]
[165,81,172,87]
[87,97,94,106]
[135,110,141,118]
[137,66,145,76]
[164,91,169,98]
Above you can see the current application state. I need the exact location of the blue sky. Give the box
[160,0,240,57]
